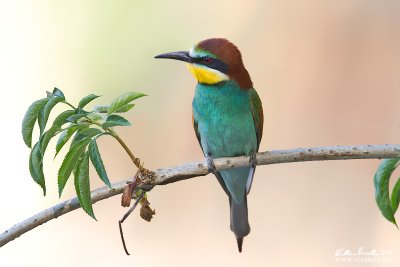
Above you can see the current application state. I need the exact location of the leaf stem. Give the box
[63,101,76,110]
[108,129,144,172]
[81,118,148,174]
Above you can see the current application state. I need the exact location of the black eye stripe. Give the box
[193,57,229,74]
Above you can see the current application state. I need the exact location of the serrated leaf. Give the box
[58,139,91,196]
[74,152,96,220]
[94,105,109,113]
[40,110,75,156]
[51,110,75,128]
[107,91,146,115]
[102,114,131,128]
[55,125,84,157]
[89,139,111,188]
[391,177,400,214]
[67,113,87,123]
[79,127,102,136]
[374,158,400,226]
[70,127,102,148]
[73,166,84,213]
[40,126,60,156]
[38,96,65,135]
[29,142,46,195]
[52,87,65,98]
[78,94,100,109]
[115,103,135,113]
[22,98,49,148]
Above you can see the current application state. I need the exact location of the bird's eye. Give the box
[203,57,213,64]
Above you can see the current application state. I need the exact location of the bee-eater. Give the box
[155,38,263,252]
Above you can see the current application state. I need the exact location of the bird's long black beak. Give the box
[154,51,193,63]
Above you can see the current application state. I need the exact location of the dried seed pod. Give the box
[140,198,155,222]
[121,184,135,207]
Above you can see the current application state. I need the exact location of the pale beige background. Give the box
[1,1,400,266]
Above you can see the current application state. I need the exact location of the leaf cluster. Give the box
[22,88,146,219]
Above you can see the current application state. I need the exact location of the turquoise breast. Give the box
[192,80,257,157]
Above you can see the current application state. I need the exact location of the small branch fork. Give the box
[118,170,152,255]
[1,144,399,248]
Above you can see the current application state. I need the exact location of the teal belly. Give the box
[192,81,257,203]
[198,111,256,157]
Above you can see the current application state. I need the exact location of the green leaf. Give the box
[66,113,87,123]
[73,166,84,213]
[94,105,109,113]
[58,139,91,196]
[52,87,65,98]
[115,103,135,113]
[78,94,100,109]
[38,96,65,135]
[22,98,49,148]
[102,115,131,128]
[70,127,102,148]
[86,113,103,121]
[55,125,84,157]
[40,126,60,156]
[75,108,89,115]
[374,158,400,226]
[29,142,46,195]
[77,127,102,137]
[107,91,146,115]
[51,110,75,128]
[391,177,400,214]
[89,139,111,188]
[74,152,96,219]
[40,110,75,155]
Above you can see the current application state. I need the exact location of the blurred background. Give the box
[1,0,400,266]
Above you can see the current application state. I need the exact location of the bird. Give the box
[155,38,263,252]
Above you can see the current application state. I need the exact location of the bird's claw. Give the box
[206,156,217,174]
[249,153,257,168]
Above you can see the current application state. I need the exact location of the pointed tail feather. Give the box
[230,194,250,252]
[236,237,243,252]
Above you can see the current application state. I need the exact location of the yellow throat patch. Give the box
[186,64,228,85]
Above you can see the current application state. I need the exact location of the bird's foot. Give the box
[249,153,257,168]
[206,155,217,174]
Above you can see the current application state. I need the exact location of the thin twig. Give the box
[120,191,145,224]
[1,144,399,247]
[119,191,145,255]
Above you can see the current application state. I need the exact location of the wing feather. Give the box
[246,89,264,194]
[249,88,264,149]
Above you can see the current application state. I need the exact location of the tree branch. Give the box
[1,144,399,247]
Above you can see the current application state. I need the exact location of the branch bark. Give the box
[1,144,399,247]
